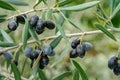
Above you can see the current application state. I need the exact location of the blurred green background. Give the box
[0,0,120,80]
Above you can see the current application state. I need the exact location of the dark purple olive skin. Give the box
[108,56,118,69]
[71,38,80,49]
[42,20,55,29]
[8,19,18,31]
[29,15,39,28]
[70,49,78,58]
[76,44,85,58]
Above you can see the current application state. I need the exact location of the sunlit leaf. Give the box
[4,0,28,6]
[50,35,62,49]
[1,30,14,43]
[72,60,88,80]
[22,19,29,49]
[0,0,16,11]
[54,16,67,40]
[33,0,42,8]
[52,71,71,80]
[0,42,17,47]
[59,1,100,11]
[95,23,116,41]
[11,63,21,80]
[47,9,53,19]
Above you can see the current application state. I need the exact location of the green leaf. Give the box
[109,0,115,15]
[0,42,17,47]
[50,35,62,49]
[1,30,14,43]
[4,0,28,6]
[22,19,29,49]
[72,69,79,80]
[33,0,42,8]
[95,23,116,41]
[59,1,100,11]
[47,9,53,19]
[0,0,16,11]
[38,69,47,80]
[72,60,88,80]
[11,63,21,80]
[110,2,120,19]
[54,16,68,40]
[29,28,41,45]
[51,43,70,67]
[0,18,5,23]
[52,71,71,80]
[68,19,81,30]
[57,0,73,7]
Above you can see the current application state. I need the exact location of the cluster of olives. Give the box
[70,38,93,58]
[24,44,55,69]
[8,14,55,35]
[108,55,120,75]
[29,15,55,34]
[8,14,26,31]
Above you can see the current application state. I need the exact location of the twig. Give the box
[0,29,115,54]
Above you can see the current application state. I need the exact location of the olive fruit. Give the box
[71,38,80,49]
[113,64,120,75]
[35,29,44,34]
[3,51,13,60]
[39,55,49,67]
[42,20,55,29]
[8,19,18,31]
[82,42,93,51]
[42,44,52,55]
[16,14,26,23]
[24,46,33,58]
[76,44,85,58]
[108,56,118,69]
[69,49,78,58]
[36,19,44,30]
[29,15,39,28]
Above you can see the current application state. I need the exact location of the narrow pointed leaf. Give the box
[72,60,88,80]
[95,23,116,41]
[4,0,28,6]
[50,35,62,49]
[0,15,7,17]
[54,16,67,40]
[38,69,47,80]
[22,19,29,49]
[57,0,73,7]
[33,0,42,8]
[47,9,53,19]
[0,0,16,11]
[111,2,120,19]
[59,1,100,11]
[29,28,41,45]
[72,69,79,80]
[52,71,71,80]
[11,63,21,80]
[51,43,69,67]
[0,42,17,47]
[1,30,14,43]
